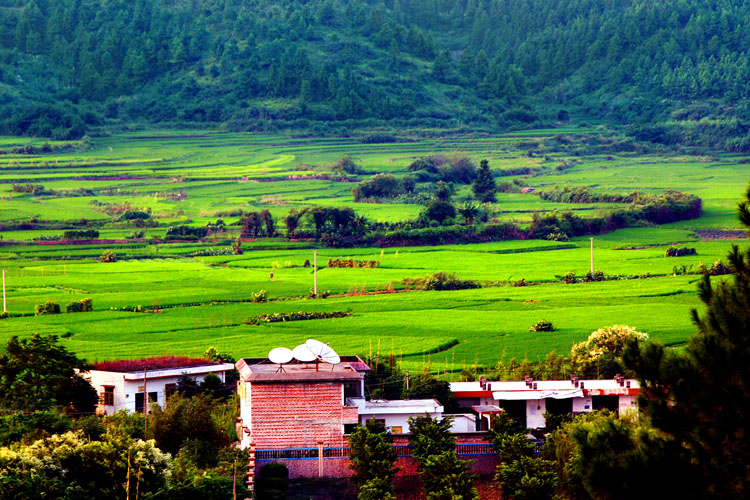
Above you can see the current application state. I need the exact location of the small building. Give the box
[451,377,639,429]
[87,356,235,415]
[235,356,369,449]
[347,398,443,434]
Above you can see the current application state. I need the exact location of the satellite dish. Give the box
[292,343,316,363]
[269,347,293,373]
[306,338,341,369]
[269,347,293,364]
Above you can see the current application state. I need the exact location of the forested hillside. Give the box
[0,0,748,149]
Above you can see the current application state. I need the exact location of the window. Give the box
[343,381,361,399]
[102,386,114,406]
[390,426,403,434]
[165,383,177,401]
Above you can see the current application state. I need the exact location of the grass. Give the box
[0,128,748,376]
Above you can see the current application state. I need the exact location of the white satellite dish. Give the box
[292,343,317,363]
[269,347,294,373]
[306,338,341,370]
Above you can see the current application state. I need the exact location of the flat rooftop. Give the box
[237,358,364,383]
[93,356,228,373]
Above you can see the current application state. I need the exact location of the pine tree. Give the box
[623,182,750,498]
[348,420,398,500]
[472,159,497,202]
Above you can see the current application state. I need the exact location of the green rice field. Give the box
[1,129,748,374]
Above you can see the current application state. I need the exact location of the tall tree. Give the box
[0,334,97,412]
[348,419,398,500]
[408,414,478,500]
[621,182,750,498]
[471,159,497,202]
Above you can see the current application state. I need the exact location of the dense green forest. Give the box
[0,0,748,149]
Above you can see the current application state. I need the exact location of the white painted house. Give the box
[346,398,477,434]
[86,356,235,415]
[451,377,639,429]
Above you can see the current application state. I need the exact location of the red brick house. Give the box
[235,356,369,449]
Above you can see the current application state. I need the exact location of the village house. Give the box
[86,356,235,415]
[451,376,639,429]
[235,355,370,449]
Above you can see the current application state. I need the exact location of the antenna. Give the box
[305,338,340,371]
[268,347,293,373]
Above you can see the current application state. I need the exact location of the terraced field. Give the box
[1,129,748,374]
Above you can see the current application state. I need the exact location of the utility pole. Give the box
[2,269,6,313]
[143,365,148,433]
[590,237,594,274]
[405,370,410,398]
[313,250,318,297]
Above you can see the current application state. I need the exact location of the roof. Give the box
[93,356,229,373]
[236,357,364,383]
[472,405,504,414]
[451,379,640,398]
[347,397,444,414]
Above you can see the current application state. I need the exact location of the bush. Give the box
[665,246,697,257]
[529,320,555,332]
[62,229,99,240]
[100,249,117,262]
[562,271,577,284]
[35,301,60,315]
[256,462,289,500]
[328,259,380,268]
[546,232,569,242]
[244,311,350,325]
[251,290,268,303]
[403,272,480,291]
[584,270,606,282]
[66,298,93,313]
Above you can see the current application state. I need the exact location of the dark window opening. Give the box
[343,381,361,399]
[102,386,114,406]
[165,383,177,401]
[497,400,527,429]
[592,395,619,412]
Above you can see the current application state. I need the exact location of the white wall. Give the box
[449,414,477,433]
[89,370,228,415]
[572,396,593,413]
[359,412,442,434]
[526,399,546,428]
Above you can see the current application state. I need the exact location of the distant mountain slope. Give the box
[0,0,747,150]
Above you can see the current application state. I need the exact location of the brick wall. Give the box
[250,382,358,448]
[254,436,500,480]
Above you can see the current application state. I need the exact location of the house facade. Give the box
[235,356,369,449]
[451,376,639,429]
[86,356,235,415]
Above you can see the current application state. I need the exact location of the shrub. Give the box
[584,270,606,282]
[665,246,697,257]
[529,320,555,332]
[244,311,349,325]
[100,249,117,262]
[562,271,577,284]
[256,462,290,500]
[251,290,268,303]
[403,272,480,291]
[62,229,99,240]
[66,298,93,313]
[547,232,569,242]
[35,301,60,315]
[328,259,380,268]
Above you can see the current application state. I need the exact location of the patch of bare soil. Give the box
[695,229,746,239]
